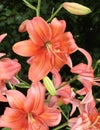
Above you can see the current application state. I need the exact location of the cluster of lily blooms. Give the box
[0,7,100,130]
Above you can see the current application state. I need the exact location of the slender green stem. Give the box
[94,59,100,71]
[46,75,77,96]
[56,75,78,90]
[16,75,30,88]
[8,81,16,90]
[58,106,69,120]
[37,0,41,16]
[52,122,68,130]
[22,0,37,11]
[47,4,63,22]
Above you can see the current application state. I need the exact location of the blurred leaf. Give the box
[0,4,4,11]
[1,128,11,130]
[5,9,12,16]
[6,17,14,24]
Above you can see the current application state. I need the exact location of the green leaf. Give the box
[16,82,30,88]
[22,0,37,11]
[1,128,11,130]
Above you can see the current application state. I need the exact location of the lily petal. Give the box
[6,90,25,109]
[40,107,61,126]
[81,91,93,104]
[0,53,6,58]
[28,52,52,82]
[24,82,45,114]
[28,119,48,130]
[0,90,7,102]
[13,39,39,57]
[0,33,7,42]
[0,107,27,129]
[18,20,29,32]
[0,58,21,80]
[51,68,62,88]
[62,32,78,54]
[78,47,92,66]
[50,18,66,38]
[26,17,52,46]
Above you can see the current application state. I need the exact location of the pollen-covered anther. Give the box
[54,49,61,53]
[28,112,35,124]
[45,41,53,56]
[45,41,52,50]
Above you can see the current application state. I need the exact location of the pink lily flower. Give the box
[71,61,100,90]
[12,17,79,82]
[57,84,80,116]
[13,17,92,82]
[70,63,95,104]
[0,33,7,57]
[68,96,100,130]
[0,82,61,130]
[0,58,21,101]
[71,63,94,95]
[48,69,80,116]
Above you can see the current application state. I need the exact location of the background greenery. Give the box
[0,0,100,129]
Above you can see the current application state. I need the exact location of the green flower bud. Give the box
[43,76,56,96]
[63,2,92,15]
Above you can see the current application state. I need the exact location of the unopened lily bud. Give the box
[97,59,100,64]
[63,2,92,15]
[43,76,56,96]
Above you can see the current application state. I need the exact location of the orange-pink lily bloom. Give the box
[0,82,61,130]
[71,63,94,95]
[47,69,80,116]
[0,58,21,101]
[0,33,7,57]
[70,63,95,104]
[12,17,78,82]
[68,96,100,130]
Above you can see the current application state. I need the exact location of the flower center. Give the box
[45,41,52,51]
[28,112,35,124]
[28,112,41,129]
[45,41,66,64]
[45,41,54,58]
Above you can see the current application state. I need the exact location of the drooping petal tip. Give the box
[18,20,29,32]
[0,33,7,42]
